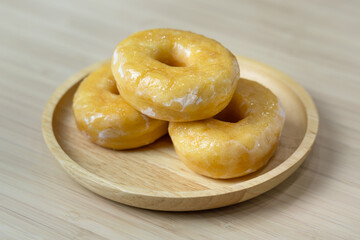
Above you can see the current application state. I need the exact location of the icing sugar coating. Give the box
[112,28,240,122]
[169,79,285,179]
[72,62,168,150]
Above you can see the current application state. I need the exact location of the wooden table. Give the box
[1,0,359,239]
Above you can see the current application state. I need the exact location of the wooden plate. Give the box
[42,56,318,211]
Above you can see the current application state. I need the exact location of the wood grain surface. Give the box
[1,0,359,239]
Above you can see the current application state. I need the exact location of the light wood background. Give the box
[0,0,359,239]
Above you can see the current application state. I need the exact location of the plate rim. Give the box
[42,56,319,200]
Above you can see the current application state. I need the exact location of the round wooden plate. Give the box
[42,56,318,211]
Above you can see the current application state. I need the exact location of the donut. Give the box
[169,78,285,179]
[111,28,240,122]
[72,62,168,150]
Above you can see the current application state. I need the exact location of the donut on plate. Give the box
[112,28,240,122]
[169,78,285,179]
[72,62,168,150]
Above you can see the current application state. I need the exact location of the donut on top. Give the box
[112,28,240,122]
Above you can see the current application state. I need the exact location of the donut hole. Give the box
[108,80,120,95]
[110,87,119,95]
[154,48,188,67]
[214,109,243,123]
[214,99,246,123]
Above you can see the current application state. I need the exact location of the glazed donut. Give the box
[72,62,168,150]
[112,28,240,122]
[169,78,285,179]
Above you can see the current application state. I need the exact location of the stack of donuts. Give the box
[73,29,285,179]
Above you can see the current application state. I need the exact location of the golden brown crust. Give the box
[72,62,168,149]
[169,79,285,179]
[112,28,240,122]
